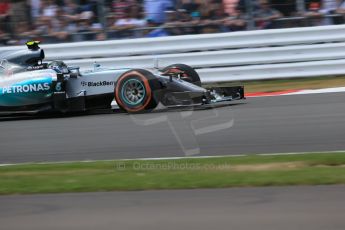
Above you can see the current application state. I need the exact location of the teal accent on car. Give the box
[121,78,146,106]
[0,77,53,107]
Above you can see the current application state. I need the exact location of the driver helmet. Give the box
[48,60,69,74]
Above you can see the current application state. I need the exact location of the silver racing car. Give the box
[0,41,244,114]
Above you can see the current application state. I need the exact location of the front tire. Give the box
[115,69,161,113]
[161,64,201,87]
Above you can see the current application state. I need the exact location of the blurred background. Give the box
[1,0,345,45]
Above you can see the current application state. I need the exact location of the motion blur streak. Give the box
[1,92,345,163]
[0,185,344,230]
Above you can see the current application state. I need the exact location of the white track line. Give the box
[285,87,345,95]
[2,88,345,167]
[247,86,345,97]
[0,150,344,167]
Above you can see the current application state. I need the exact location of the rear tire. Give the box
[161,64,201,87]
[114,69,161,113]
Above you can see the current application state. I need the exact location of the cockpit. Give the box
[0,42,45,67]
[0,41,80,78]
[47,60,69,74]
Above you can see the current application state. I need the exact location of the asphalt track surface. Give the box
[0,185,344,230]
[1,92,345,163]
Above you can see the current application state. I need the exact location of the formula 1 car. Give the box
[0,41,244,114]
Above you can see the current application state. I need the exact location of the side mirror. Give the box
[69,67,80,78]
[70,72,79,78]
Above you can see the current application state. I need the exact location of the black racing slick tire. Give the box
[161,64,202,87]
[114,69,161,113]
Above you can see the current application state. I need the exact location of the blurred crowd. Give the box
[1,0,345,45]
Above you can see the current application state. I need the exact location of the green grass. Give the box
[0,152,345,195]
[204,75,345,93]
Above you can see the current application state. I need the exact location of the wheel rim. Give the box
[121,78,146,106]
